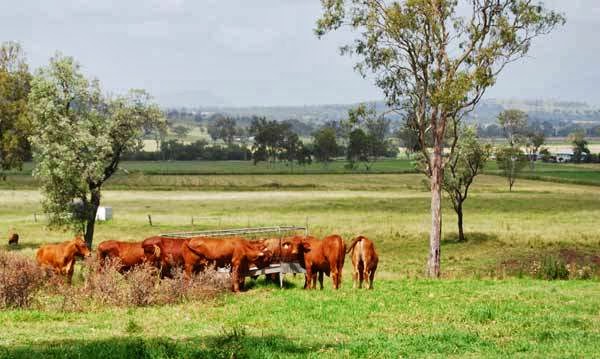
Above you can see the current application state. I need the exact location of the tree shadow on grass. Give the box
[441,232,498,246]
[244,274,301,290]
[0,332,328,359]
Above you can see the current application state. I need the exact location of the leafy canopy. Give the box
[29,54,165,233]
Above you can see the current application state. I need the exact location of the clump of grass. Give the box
[125,319,143,334]
[466,305,495,324]
[0,250,45,309]
[533,256,569,280]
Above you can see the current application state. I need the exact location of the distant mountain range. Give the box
[171,99,599,125]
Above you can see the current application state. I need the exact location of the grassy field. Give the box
[3,159,600,190]
[1,172,600,357]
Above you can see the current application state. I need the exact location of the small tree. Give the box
[29,54,164,247]
[345,104,390,170]
[498,109,528,147]
[172,125,190,139]
[0,42,32,177]
[569,131,589,163]
[207,116,237,145]
[525,130,545,169]
[443,126,491,242]
[313,127,338,167]
[496,146,527,192]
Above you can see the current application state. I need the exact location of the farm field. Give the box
[1,173,600,357]
[2,159,600,189]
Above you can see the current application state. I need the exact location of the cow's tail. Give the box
[346,236,365,254]
[338,237,346,270]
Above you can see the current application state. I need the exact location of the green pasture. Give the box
[1,172,600,357]
[3,159,600,190]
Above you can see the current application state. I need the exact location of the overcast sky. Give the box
[2,0,599,107]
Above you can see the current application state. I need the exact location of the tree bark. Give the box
[457,201,465,242]
[84,189,101,248]
[427,145,443,278]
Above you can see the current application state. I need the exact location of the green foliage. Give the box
[0,42,32,177]
[28,54,165,245]
[443,126,491,241]
[249,117,309,170]
[345,104,391,170]
[498,109,529,147]
[312,127,338,166]
[207,115,238,144]
[538,256,569,280]
[171,125,190,139]
[495,146,528,191]
[569,131,590,163]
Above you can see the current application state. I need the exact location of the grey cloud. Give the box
[1,1,598,107]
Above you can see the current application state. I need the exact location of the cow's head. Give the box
[281,236,311,258]
[73,236,91,258]
[141,237,163,264]
[247,242,273,267]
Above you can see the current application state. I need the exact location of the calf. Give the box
[8,231,19,246]
[141,236,189,277]
[36,236,91,283]
[283,234,346,290]
[97,240,146,273]
[183,237,271,292]
[347,235,378,289]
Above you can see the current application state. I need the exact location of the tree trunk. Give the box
[84,189,101,248]
[427,146,443,278]
[457,201,465,242]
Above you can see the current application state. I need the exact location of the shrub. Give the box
[539,256,569,280]
[124,263,159,307]
[0,251,44,309]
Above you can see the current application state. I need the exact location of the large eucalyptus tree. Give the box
[316,0,564,277]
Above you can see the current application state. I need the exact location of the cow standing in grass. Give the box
[183,237,271,292]
[141,236,189,278]
[347,235,378,289]
[36,236,91,283]
[97,240,146,273]
[283,234,346,290]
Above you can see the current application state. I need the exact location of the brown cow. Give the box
[283,234,346,290]
[8,231,19,246]
[141,236,189,277]
[183,237,271,292]
[97,240,146,273]
[36,236,91,283]
[347,235,378,289]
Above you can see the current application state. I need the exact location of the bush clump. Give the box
[0,251,45,309]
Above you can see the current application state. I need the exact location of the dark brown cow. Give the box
[183,237,271,292]
[347,235,378,289]
[36,236,91,283]
[283,234,346,290]
[141,236,189,277]
[97,240,146,273]
[8,231,19,246]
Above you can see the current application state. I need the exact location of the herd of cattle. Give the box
[31,233,379,292]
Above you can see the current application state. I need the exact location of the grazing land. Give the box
[1,172,599,357]
[2,159,600,189]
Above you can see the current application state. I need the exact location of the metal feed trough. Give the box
[161,226,307,288]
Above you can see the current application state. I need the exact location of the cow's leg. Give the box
[64,260,75,284]
[318,271,324,290]
[368,268,375,290]
[304,268,312,289]
[358,261,364,289]
[352,267,359,289]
